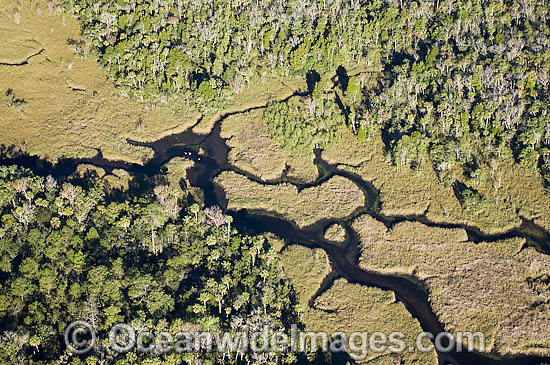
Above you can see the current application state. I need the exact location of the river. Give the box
[1,106,549,365]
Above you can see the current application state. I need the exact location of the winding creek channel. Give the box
[2,105,550,365]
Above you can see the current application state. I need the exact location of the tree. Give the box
[225,215,233,236]
[190,203,200,224]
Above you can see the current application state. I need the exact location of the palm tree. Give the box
[190,203,200,223]
[119,216,131,233]
[225,215,233,236]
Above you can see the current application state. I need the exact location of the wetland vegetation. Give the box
[2,0,550,364]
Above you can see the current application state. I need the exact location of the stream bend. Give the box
[1,111,550,365]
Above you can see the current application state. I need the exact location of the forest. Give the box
[63,0,550,198]
[0,165,320,363]
[4,0,550,362]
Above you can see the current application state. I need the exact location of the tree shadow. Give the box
[336,65,349,92]
[306,70,321,94]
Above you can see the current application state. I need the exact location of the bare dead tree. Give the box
[204,205,226,228]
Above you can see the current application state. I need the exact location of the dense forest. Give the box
[264,91,344,153]
[63,0,550,192]
[0,165,316,363]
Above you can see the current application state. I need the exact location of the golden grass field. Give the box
[72,163,134,192]
[215,171,364,227]
[0,0,202,163]
[304,279,438,364]
[353,214,550,355]
[163,157,196,195]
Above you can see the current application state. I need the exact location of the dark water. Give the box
[1,112,550,364]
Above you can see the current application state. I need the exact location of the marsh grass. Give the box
[162,157,205,206]
[324,223,347,243]
[0,0,205,164]
[191,75,306,135]
[220,108,318,182]
[215,171,364,227]
[353,214,550,355]
[279,245,331,305]
[303,278,438,364]
[324,126,550,234]
[279,245,437,363]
